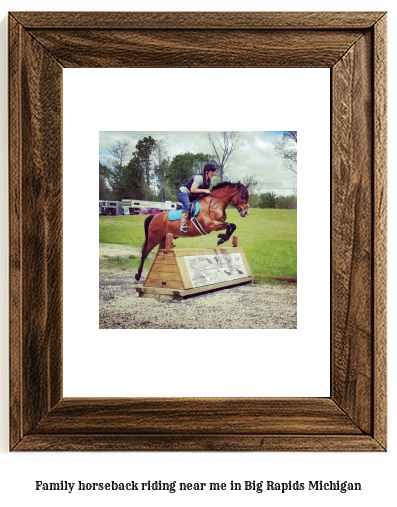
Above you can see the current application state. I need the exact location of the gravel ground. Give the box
[99,244,297,330]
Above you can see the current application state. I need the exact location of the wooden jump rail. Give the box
[136,234,254,300]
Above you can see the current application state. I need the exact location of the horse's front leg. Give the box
[209,221,236,245]
[217,222,236,245]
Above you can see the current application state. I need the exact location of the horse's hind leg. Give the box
[135,237,158,281]
[135,215,158,281]
[135,248,146,281]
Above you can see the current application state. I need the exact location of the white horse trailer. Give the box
[99,200,124,216]
[121,199,181,215]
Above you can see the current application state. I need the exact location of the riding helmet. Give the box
[203,163,217,172]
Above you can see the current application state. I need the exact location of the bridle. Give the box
[208,189,249,214]
[235,202,250,214]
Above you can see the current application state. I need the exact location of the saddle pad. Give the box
[168,202,200,221]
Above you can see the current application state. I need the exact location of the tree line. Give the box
[99,132,245,203]
[252,192,297,209]
[99,131,297,209]
[100,140,216,202]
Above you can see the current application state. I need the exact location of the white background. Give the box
[63,68,330,397]
[0,1,395,507]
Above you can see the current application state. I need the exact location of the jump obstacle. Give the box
[136,234,254,300]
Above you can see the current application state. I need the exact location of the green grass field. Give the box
[99,208,297,279]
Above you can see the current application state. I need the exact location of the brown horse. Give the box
[135,181,250,281]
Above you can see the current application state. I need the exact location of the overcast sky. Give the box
[99,131,297,196]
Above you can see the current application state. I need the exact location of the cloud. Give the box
[99,131,297,195]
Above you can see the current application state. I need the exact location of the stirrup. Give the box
[180,213,188,233]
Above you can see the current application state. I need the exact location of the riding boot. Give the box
[180,212,188,233]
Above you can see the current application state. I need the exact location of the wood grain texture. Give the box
[9,11,387,452]
[137,277,254,299]
[14,434,383,452]
[332,32,373,434]
[144,280,184,289]
[373,15,387,449]
[27,29,363,68]
[151,263,180,273]
[9,15,64,448]
[31,398,363,435]
[9,15,23,450]
[11,11,386,29]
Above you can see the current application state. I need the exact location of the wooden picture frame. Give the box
[9,11,387,451]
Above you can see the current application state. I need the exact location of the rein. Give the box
[208,191,249,214]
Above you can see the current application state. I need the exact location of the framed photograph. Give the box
[9,11,387,451]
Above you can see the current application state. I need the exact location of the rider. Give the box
[177,163,217,233]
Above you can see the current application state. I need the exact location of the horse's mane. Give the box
[212,181,249,198]
[212,181,236,191]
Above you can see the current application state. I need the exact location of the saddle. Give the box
[168,201,200,222]
[188,201,197,220]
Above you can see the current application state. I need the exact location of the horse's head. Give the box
[211,181,250,217]
[232,182,250,217]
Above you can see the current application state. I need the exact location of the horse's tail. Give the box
[143,214,155,250]
[135,215,155,281]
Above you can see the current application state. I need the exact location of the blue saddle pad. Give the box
[168,202,200,221]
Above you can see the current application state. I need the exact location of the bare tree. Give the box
[274,131,297,175]
[242,174,258,193]
[152,138,169,201]
[205,131,244,181]
[105,140,131,198]
[108,140,130,169]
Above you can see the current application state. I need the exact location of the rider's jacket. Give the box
[181,173,211,194]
